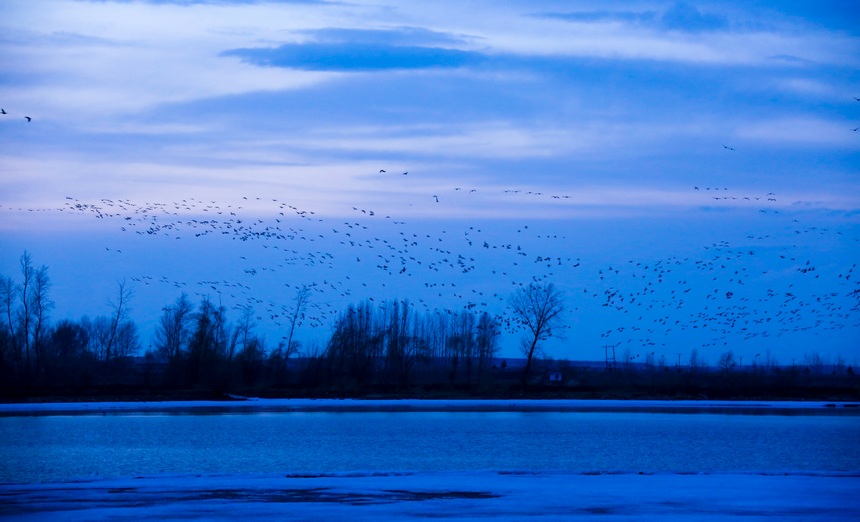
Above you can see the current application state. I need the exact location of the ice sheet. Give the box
[2,471,858,521]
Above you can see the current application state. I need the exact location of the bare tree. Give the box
[475,312,499,387]
[718,350,735,373]
[105,280,133,361]
[763,350,778,373]
[81,315,111,360]
[153,293,194,359]
[8,253,53,375]
[283,285,310,365]
[384,300,422,387]
[189,296,225,361]
[18,253,34,372]
[509,282,564,390]
[688,348,700,371]
[1,276,20,367]
[325,301,384,388]
[231,304,256,362]
[30,263,53,374]
[112,321,140,358]
[804,351,825,375]
[445,311,474,386]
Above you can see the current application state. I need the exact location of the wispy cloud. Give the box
[736,117,860,147]
[539,2,729,33]
[223,42,481,71]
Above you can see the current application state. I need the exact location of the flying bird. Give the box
[0,109,6,114]
[379,169,386,173]
[722,145,734,151]
[24,116,31,122]
[433,195,439,203]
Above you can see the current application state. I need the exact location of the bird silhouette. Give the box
[24,116,31,122]
[722,145,734,151]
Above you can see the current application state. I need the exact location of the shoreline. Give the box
[1,397,859,415]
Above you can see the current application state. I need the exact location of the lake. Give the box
[2,400,858,484]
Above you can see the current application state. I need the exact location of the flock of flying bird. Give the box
[16,165,853,362]
[3,98,859,360]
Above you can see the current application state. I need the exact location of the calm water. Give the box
[1,410,858,484]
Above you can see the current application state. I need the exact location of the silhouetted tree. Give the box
[804,351,825,375]
[446,311,476,386]
[688,348,701,372]
[475,312,499,387]
[50,319,90,360]
[105,280,133,361]
[111,320,140,358]
[154,293,193,360]
[17,254,35,373]
[509,282,564,390]
[325,301,384,388]
[283,285,310,366]
[230,305,256,362]
[81,315,111,360]
[5,253,54,377]
[425,311,448,360]
[718,350,735,373]
[30,261,53,376]
[384,300,422,387]
[237,331,265,385]
[44,319,96,387]
[0,275,19,371]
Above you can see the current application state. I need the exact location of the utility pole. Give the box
[603,344,618,369]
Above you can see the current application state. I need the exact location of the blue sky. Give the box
[1,0,858,364]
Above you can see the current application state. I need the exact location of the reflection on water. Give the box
[2,410,858,484]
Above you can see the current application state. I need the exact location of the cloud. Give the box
[224,23,485,72]
[528,3,856,66]
[223,42,482,71]
[244,120,637,160]
[772,77,840,98]
[538,2,728,33]
[298,27,475,47]
[736,117,860,147]
[93,0,327,5]
[535,10,657,25]
[660,2,729,32]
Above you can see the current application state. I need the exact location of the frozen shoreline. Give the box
[2,471,858,521]
[1,398,858,415]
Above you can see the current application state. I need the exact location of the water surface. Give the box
[2,408,858,484]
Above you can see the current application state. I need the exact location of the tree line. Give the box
[1,252,567,397]
[1,253,139,392]
[1,252,855,401]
